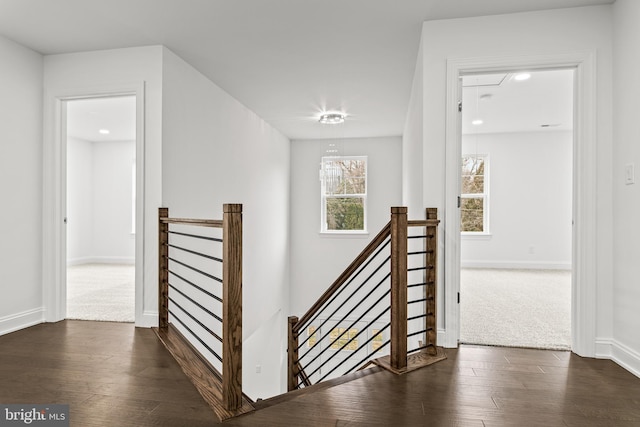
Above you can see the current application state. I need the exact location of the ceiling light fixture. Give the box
[514,72,531,81]
[319,113,345,124]
[472,119,484,125]
[99,129,110,135]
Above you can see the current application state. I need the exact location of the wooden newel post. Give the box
[222,203,243,411]
[425,208,439,355]
[287,316,299,392]
[390,207,408,371]
[158,207,169,330]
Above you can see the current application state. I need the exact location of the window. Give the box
[371,329,384,351]
[320,156,367,233]
[307,326,318,349]
[461,155,489,233]
[329,327,359,351]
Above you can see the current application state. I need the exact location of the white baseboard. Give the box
[461,260,571,270]
[609,339,640,379]
[67,256,135,266]
[136,310,158,328]
[595,338,613,359]
[0,307,44,336]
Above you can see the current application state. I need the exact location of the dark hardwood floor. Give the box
[2,321,640,426]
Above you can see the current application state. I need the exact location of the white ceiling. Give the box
[462,69,574,135]
[66,96,136,142]
[0,0,613,140]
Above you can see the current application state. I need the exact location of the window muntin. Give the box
[307,326,318,348]
[371,329,384,351]
[329,327,359,351]
[320,156,367,233]
[461,155,489,233]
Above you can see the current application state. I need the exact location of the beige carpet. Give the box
[460,268,571,350]
[66,263,135,322]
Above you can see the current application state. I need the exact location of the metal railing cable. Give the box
[164,223,225,366]
[157,205,244,413]
[293,233,393,388]
[296,237,391,348]
[406,226,436,355]
[287,208,441,392]
[296,252,390,354]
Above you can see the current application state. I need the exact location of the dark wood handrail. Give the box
[407,219,440,227]
[159,217,224,228]
[293,221,392,334]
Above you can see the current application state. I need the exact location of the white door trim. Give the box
[443,51,597,357]
[43,82,146,325]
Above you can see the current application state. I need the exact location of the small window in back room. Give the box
[320,156,367,233]
[461,154,489,233]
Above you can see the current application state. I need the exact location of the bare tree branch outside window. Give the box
[321,157,367,231]
[461,156,487,233]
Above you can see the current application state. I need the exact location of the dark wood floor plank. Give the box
[3,321,640,426]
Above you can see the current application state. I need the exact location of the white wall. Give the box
[461,131,572,269]
[67,137,135,265]
[611,0,640,375]
[92,140,136,262]
[404,6,614,349]
[402,39,424,219]
[44,46,163,326]
[160,48,290,399]
[289,136,403,316]
[0,35,44,334]
[66,137,94,263]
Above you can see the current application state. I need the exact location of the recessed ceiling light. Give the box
[319,113,345,124]
[514,73,531,81]
[472,119,484,125]
[99,129,110,135]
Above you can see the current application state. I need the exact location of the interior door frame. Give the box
[43,82,145,325]
[443,52,597,357]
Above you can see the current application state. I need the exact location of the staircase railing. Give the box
[155,205,251,420]
[287,207,441,391]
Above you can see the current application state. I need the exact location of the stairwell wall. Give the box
[160,48,291,398]
[289,136,403,317]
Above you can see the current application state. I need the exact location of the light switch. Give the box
[625,163,635,185]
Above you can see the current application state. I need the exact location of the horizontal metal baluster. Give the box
[304,292,390,380]
[168,256,222,283]
[169,296,223,342]
[168,230,222,243]
[169,283,222,323]
[167,243,222,263]
[168,270,222,303]
[297,256,390,352]
[169,309,222,362]
[298,238,391,345]
[298,274,390,365]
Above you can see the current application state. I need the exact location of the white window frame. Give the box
[460,154,490,236]
[320,155,368,234]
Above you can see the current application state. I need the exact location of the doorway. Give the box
[458,69,573,349]
[65,96,136,322]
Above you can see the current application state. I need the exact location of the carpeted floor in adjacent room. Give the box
[460,268,571,350]
[66,263,135,323]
